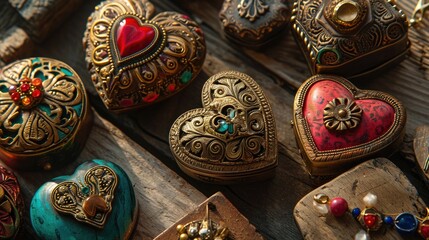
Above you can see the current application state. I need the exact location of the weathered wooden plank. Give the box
[414,125,429,186]
[155,192,263,240]
[0,1,22,35]
[0,26,34,63]
[8,0,83,41]
[14,111,206,239]
[294,158,427,239]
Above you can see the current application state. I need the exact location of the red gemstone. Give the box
[364,214,378,229]
[182,15,190,20]
[329,197,348,217]
[32,78,43,88]
[32,89,42,98]
[143,92,159,103]
[20,84,30,92]
[119,98,134,107]
[116,17,156,58]
[10,92,20,101]
[167,83,176,92]
[195,28,203,36]
[421,224,429,238]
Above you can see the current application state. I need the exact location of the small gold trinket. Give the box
[169,71,277,184]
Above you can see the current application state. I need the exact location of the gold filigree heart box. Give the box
[219,0,290,47]
[292,75,406,175]
[291,0,409,79]
[169,71,277,184]
[0,58,92,170]
[83,0,206,112]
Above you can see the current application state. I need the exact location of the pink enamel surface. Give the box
[303,80,395,151]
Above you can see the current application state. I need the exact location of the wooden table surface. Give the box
[1,0,429,239]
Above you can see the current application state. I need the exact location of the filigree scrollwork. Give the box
[169,71,277,183]
[323,97,362,131]
[84,0,206,111]
[51,166,118,229]
[237,0,269,22]
[0,167,23,239]
[0,58,86,154]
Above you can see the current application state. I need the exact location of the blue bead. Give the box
[394,212,418,235]
[384,216,394,225]
[352,208,361,218]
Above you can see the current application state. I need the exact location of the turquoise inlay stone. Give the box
[31,57,40,64]
[217,120,229,133]
[395,212,418,235]
[30,160,137,240]
[180,70,192,84]
[60,67,73,77]
[228,109,236,119]
[81,186,90,195]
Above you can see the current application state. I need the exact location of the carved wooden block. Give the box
[414,125,429,185]
[8,0,83,41]
[294,158,427,239]
[154,192,263,240]
[0,26,34,63]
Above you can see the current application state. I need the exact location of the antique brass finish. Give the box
[51,166,118,229]
[291,0,409,79]
[0,58,92,170]
[293,75,406,176]
[219,0,290,47]
[169,71,277,184]
[323,97,362,131]
[0,167,23,239]
[84,0,206,112]
[176,203,230,240]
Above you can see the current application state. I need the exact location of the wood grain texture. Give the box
[8,0,83,41]
[13,111,206,239]
[0,26,34,63]
[414,125,429,186]
[294,158,427,239]
[0,0,428,239]
[155,192,264,240]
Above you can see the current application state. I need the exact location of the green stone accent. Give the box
[81,186,90,195]
[35,71,47,81]
[0,84,8,93]
[180,71,192,84]
[31,57,41,64]
[60,67,73,77]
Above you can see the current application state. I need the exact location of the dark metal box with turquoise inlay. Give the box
[0,57,93,170]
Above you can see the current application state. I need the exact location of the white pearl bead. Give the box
[363,193,377,208]
[313,200,329,216]
[354,230,370,240]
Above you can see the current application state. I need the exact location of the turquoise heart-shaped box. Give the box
[30,160,138,240]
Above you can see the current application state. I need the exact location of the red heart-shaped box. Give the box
[293,75,406,175]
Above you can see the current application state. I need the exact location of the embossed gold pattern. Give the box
[51,166,118,229]
[0,58,88,157]
[237,0,269,22]
[220,0,290,47]
[84,0,206,111]
[169,71,277,184]
[291,0,409,78]
[323,97,362,131]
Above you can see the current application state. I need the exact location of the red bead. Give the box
[32,78,43,88]
[116,18,156,58]
[167,83,176,92]
[119,98,134,107]
[329,197,348,217]
[10,92,20,101]
[143,92,159,103]
[421,224,429,238]
[182,15,190,20]
[20,84,30,92]
[364,214,378,228]
[32,89,42,98]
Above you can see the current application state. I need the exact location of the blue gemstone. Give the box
[384,216,394,225]
[394,212,418,235]
[352,208,361,218]
[217,120,229,133]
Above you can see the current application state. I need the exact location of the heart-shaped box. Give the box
[84,0,206,112]
[293,75,406,175]
[291,0,409,79]
[219,0,290,47]
[0,58,92,170]
[30,159,138,240]
[169,71,277,184]
[0,166,24,239]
